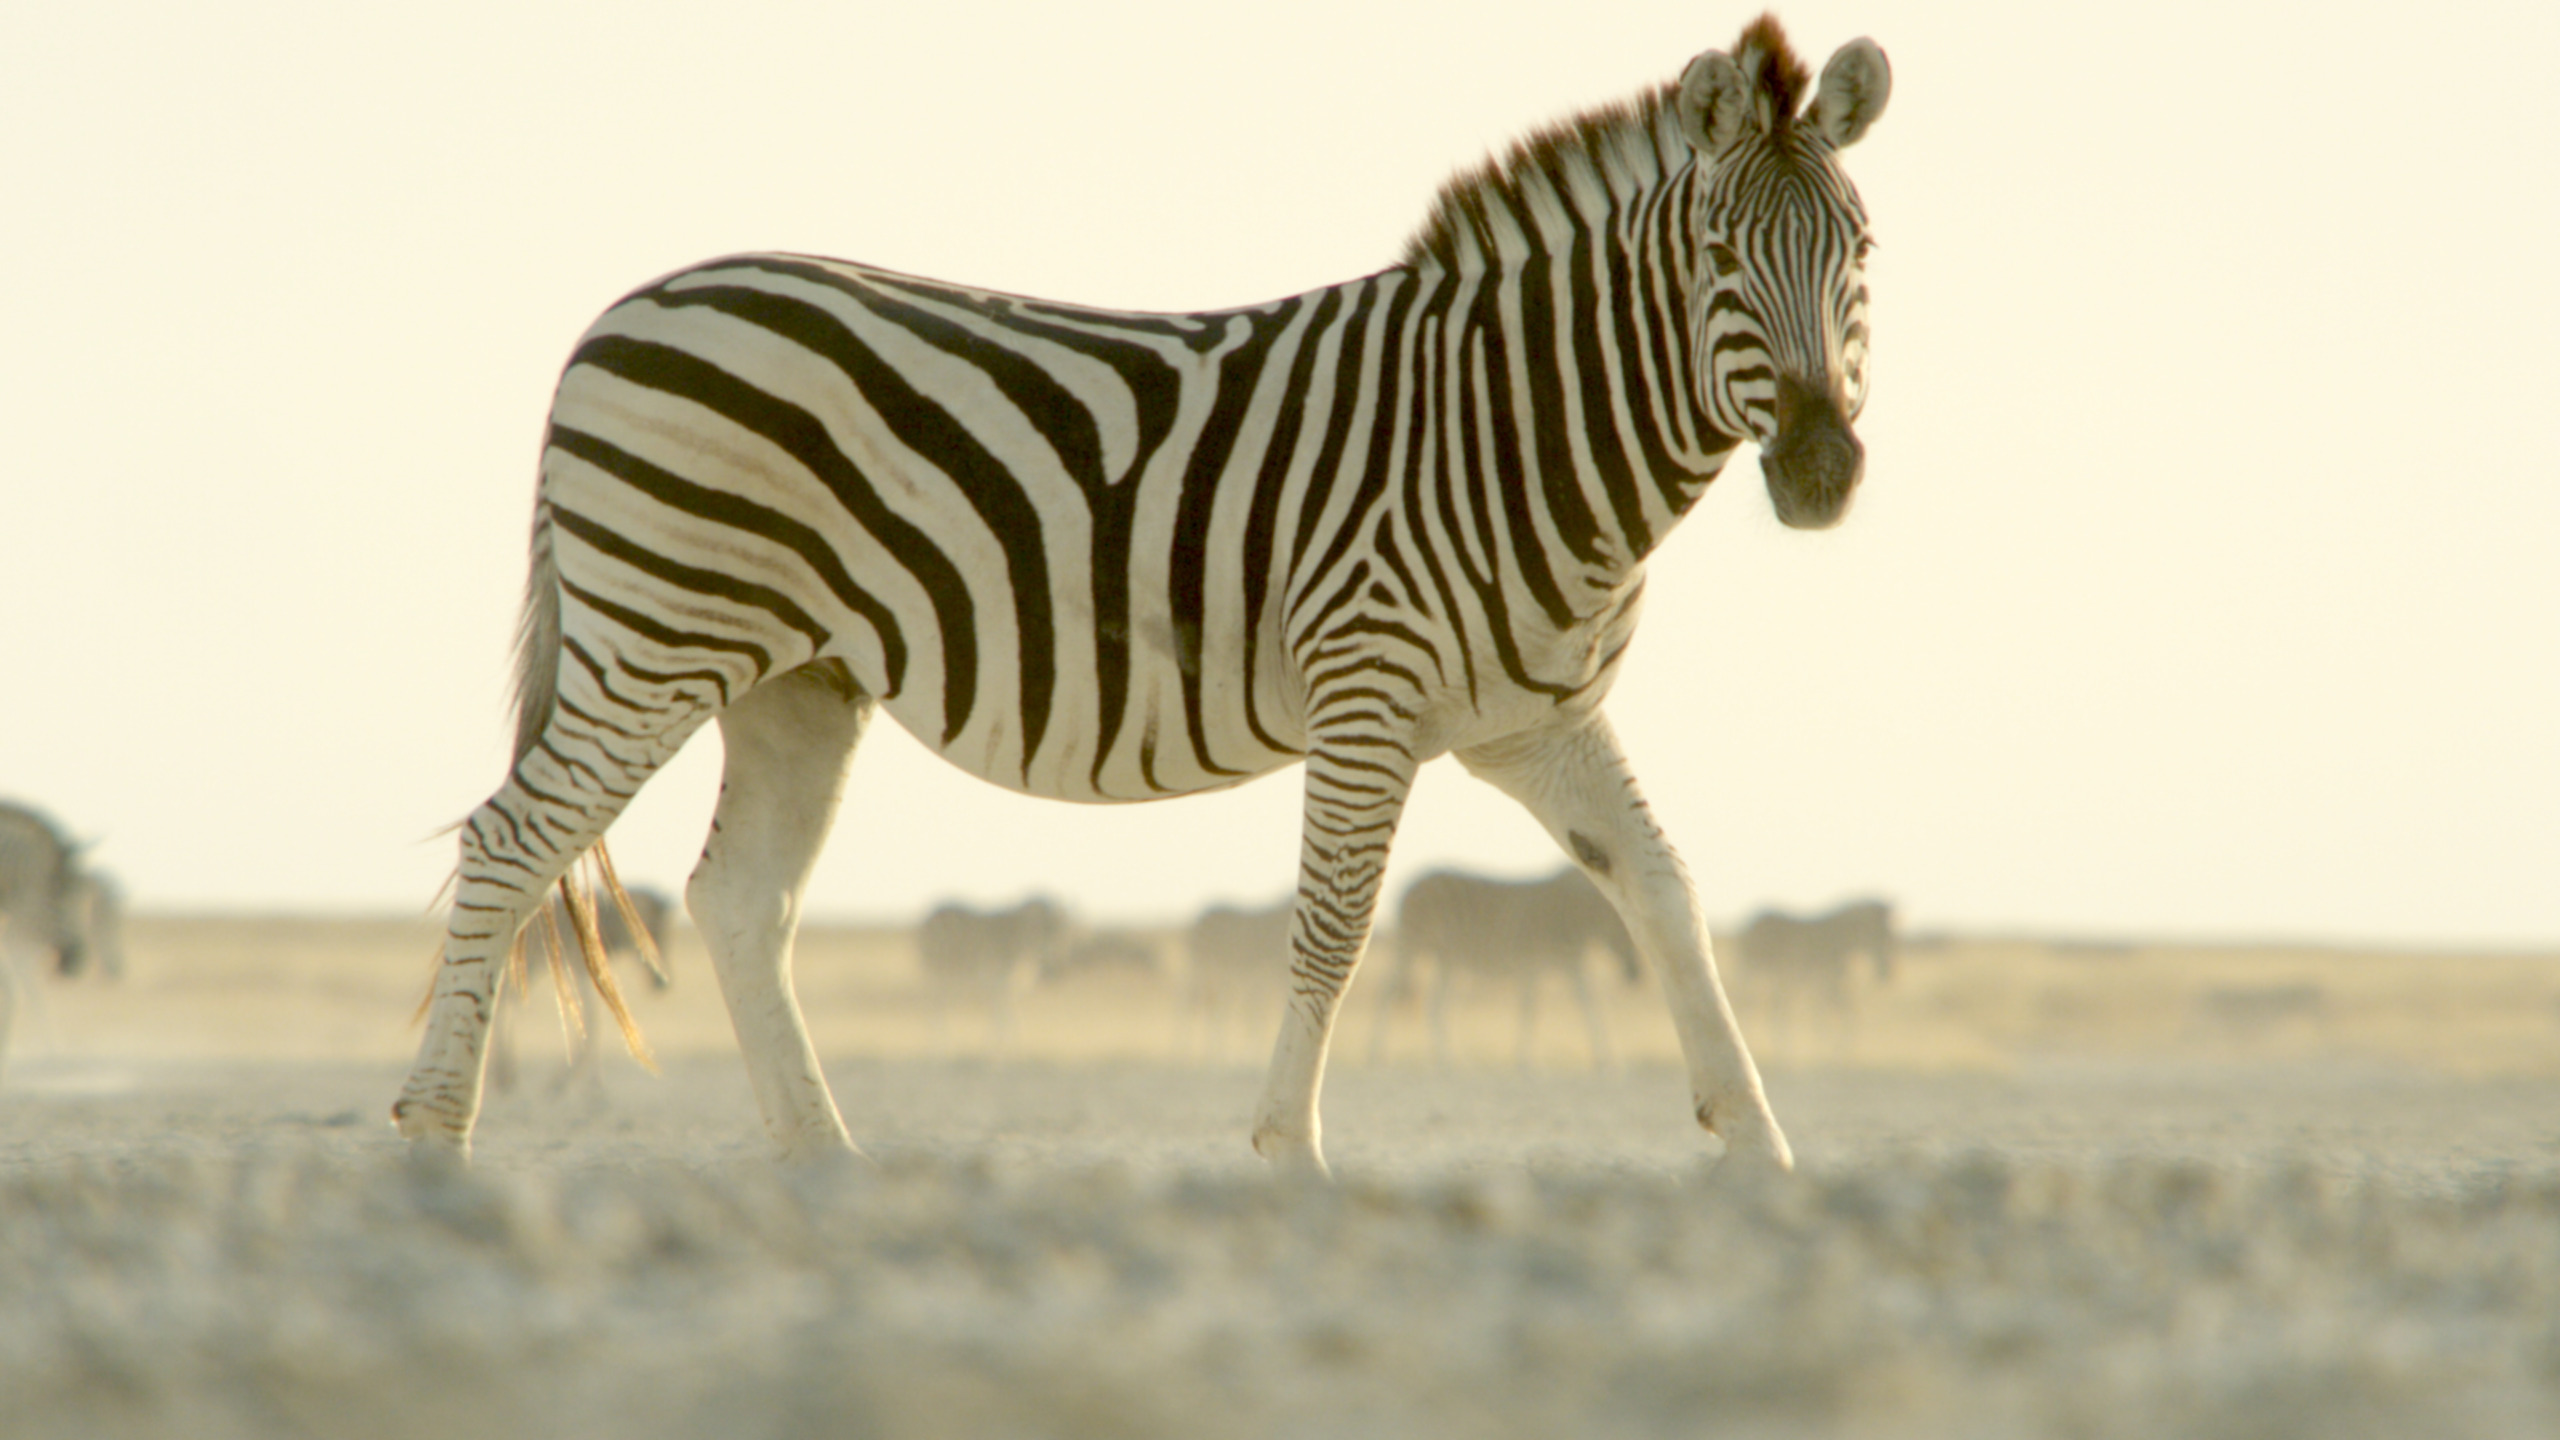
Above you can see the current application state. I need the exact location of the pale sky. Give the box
[4,1,2554,945]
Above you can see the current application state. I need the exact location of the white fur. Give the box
[683,665,869,1163]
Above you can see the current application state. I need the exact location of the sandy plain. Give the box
[4,913,2559,1438]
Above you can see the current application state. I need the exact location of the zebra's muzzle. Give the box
[1760,373,1864,530]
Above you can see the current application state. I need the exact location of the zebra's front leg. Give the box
[1250,734,1419,1178]
[687,662,871,1165]
[1458,714,1793,1173]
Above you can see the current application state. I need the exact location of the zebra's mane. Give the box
[1734,13,1812,137]
[1399,13,1811,272]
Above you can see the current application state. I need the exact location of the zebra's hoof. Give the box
[390,1094,474,1157]
[393,1122,473,1172]
[775,1135,869,1173]
[1250,1124,1333,1183]
[1697,1098,1795,1176]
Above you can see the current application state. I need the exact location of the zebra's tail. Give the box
[510,502,563,765]
[409,502,661,1068]
[550,855,659,1072]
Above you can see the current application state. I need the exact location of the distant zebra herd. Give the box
[899,876,1901,1070]
[1370,869,1642,1069]
[1736,898,1897,1017]
[0,782,1899,1092]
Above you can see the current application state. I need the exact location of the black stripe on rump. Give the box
[569,333,980,745]
[561,633,687,729]
[556,575,760,708]
[549,502,827,656]
[549,425,909,698]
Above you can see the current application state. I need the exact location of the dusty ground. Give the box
[4,915,2558,1438]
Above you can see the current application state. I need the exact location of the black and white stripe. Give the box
[399,18,1892,1174]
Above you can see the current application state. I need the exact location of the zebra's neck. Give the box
[1389,93,1734,590]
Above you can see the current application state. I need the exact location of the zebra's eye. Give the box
[1854,236,1877,265]
[1706,242,1741,278]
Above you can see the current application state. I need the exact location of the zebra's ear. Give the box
[1812,39,1890,149]
[1676,51,1756,156]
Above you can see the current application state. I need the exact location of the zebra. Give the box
[1179,896,1297,1057]
[1044,926,1170,985]
[1369,868,1642,1070]
[0,801,124,1068]
[396,16,1891,1176]
[1733,898,1897,1020]
[594,881,677,972]
[0,801,118,982]
[915,896,1073,1051]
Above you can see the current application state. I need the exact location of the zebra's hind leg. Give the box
[1458,714,1793,1174]
[1250,735,1419,1178]
[684,660,870,1164]
[395,712,699,1156]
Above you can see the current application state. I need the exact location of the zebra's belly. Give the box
[866,627,1309,806]
[858,604,1624,806]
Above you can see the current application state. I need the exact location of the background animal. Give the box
[1179,898,1297,1059]
[0,801,124,1068]
[1042,927,1168,987]
[1371,869,1642,1070]
[0,802,120,979]
[916,898,1073,1053]
[1735,899,1898,1024]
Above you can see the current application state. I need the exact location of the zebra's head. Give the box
[1676,20,1889,530]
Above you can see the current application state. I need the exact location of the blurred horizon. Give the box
[87,892,2560,958]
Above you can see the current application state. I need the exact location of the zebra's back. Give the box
[546,253,1346,804]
